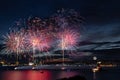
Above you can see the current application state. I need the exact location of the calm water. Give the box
[0,68,120,80]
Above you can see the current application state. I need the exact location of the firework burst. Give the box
[1,29,27,54]
[58,29,80,50]
[57,28,80,65]
[28,28,53,52]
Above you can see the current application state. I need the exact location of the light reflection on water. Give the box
[2,70,52,80]
[1,70,80,80]
[1,68,120,80]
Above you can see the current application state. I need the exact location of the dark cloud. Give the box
[78,42,120,51]
[81,23,120,42]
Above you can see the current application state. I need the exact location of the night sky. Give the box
[0,0,120,41]
[0,0,120,60]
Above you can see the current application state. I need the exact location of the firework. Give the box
[58,29,80,50]
[50,9,83,29]
[0,9,82,65]
[57,28,80,65]
[27,28,54,64]
[1,29,27,54]
[28,28,52,52]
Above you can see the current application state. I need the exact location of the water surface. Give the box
[1,68,120,80]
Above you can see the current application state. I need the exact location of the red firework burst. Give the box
[58,29,80,50]
[2,29,26,54]
[28,28,53,52]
